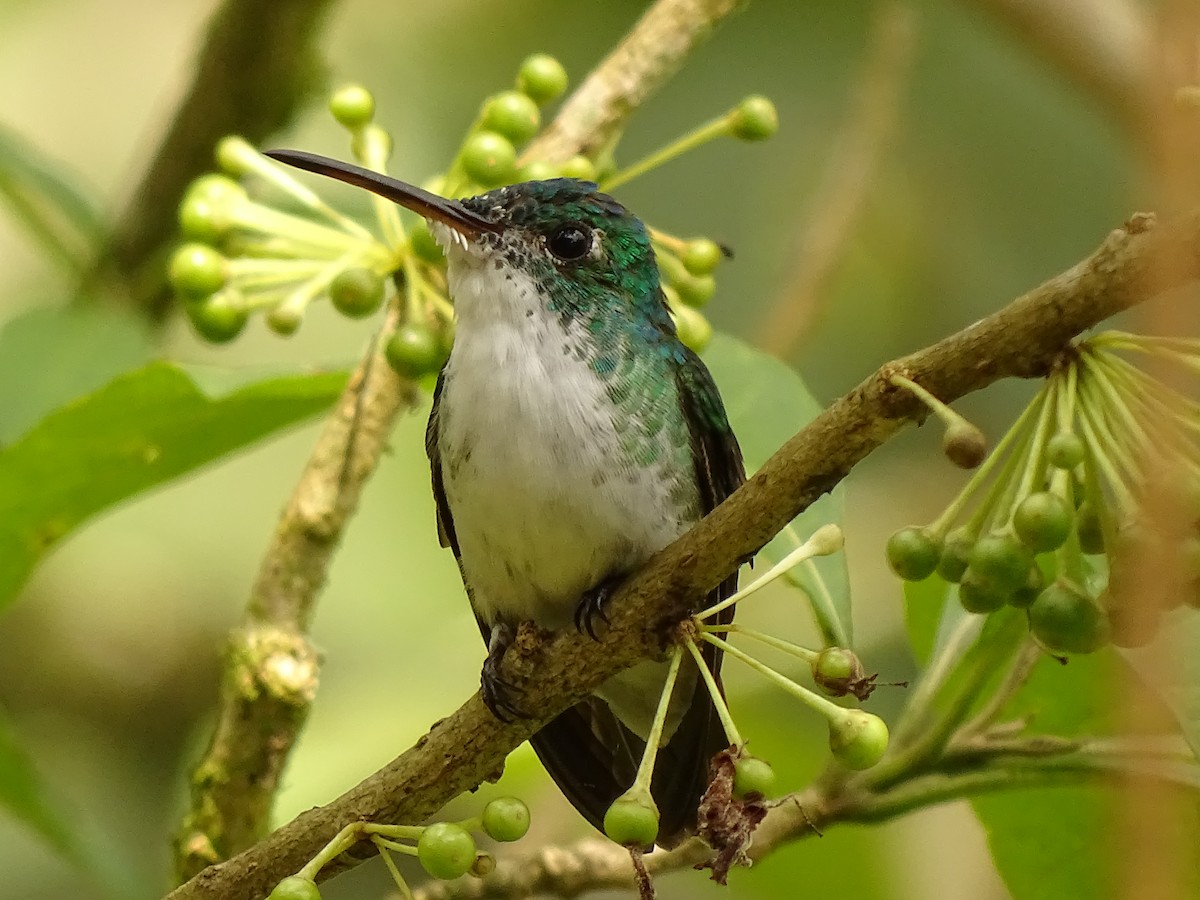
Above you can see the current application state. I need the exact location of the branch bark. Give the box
[166,206,1200,900]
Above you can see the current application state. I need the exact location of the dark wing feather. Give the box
[426,370,459,556]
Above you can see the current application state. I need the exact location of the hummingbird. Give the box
[266,150,746,845]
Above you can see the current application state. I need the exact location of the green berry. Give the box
[942,422,987,470]
[937,529,974,583]
[470,853,496,877]
[968,533,1033,595]
[417,822,477,880]
[559,155,596,181]
[682,238,723,276]
[603,796,659,847]
[813,646,855,684]
[266,304,304,336]
[179,174,245,242]
[1014,491,1073,553]
[386,323,447,378]
[829,710,889,770]
[481,797,531,842]
[462,131,516,188]
[328,267,385,318]
[674,273,716,308]
[732,756,777,799]
[1008,563,1046,609]
[1076,502,1105,554]
[329,84,375,128]
[516,160,558,182]
[169,243,228,298]
[1029,581,1111,654]
[188,291,247,343]
[409,222,445,263]
[730,95,778,141]
[885,526,942,582]
[1046,432,1085,470]
[958,568,1008,614]
[671,303,712,352]
[517,53,568,104]
[267,875,321,900]
[483,91,541,144]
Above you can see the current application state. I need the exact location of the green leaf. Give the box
[0,305,155,445]
[972,646,1200,899]
[0,123,103,270]
[0,710,74,858]
[701,333,851,647]
[0,361,347,609]
[902,574,951,666]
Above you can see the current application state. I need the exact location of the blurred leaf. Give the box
[1126,614,1200,759]
[0,124,102,270]
[973,644,1200,899]
[0,361,346,608]
[0,306,154,445]
[703,333,851,646]
[0,711,74,859]
[902,574,950,666]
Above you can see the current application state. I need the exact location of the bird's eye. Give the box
[547,223,592,261]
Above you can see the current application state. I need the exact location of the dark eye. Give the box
[547,223,592,261]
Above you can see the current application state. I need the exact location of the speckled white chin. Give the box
[430,230,700,738]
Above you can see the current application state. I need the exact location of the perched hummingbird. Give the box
[267,150,746,845]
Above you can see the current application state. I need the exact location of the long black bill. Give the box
[264,149,501,238]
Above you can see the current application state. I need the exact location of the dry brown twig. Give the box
[171,0,749,885]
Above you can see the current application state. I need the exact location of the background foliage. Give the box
[0,1,1174,899]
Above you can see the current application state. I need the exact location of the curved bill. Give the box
[264,149,501,238]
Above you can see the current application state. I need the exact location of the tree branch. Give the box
[93,0,336,318]
[170,0,752,885]
[165,205,1200,900]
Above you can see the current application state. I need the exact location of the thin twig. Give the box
[164,207,1200,900]
[757,0,917,355]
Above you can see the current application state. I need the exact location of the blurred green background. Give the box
[0,0,1135,898]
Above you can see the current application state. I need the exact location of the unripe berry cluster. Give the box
[267,796,531,898]
[170,63,779,368]
[886,332,1200,654]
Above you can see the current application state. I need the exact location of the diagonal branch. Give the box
[165,207,1200,900]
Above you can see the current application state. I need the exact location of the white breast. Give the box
[435,254,696,631]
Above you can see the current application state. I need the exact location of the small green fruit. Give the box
[942,422,987,469]
[1014,491,1073,553]
[829,710,889,770]
[386,323,446,378]
[482,91,541,144]
[409,222,445,263]
[1076,503,1105,554]
[1029,581,1111,654]
[462,131,516,188]
[267,875,321,900]
[937,529,974,583]
[417,822,477,880]
[885,526,942,581]
[179,174,245,242]
[674,273,716,307]
[1046,432,1085,469]
[266,304,304,336]
[329,84,375,128]
[730,95,778,141]
[603,796,659,847]
[329,267,385,318]
[169,243,228,298]
[968,533,1033,594]
[682,238,723,276]
[732,756,777,799]
[517,53,568,104]
[1008,563,1046,609]
[671,302,712,352]
[481,797,531,843]
[188,291,247,343]
[516,160,558,182]
[559,155,596,181]
[958,568,1008,614]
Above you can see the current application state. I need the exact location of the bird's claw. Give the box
[574,575,623,639]
[481,656,528,722]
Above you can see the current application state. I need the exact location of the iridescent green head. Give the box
[265,150,672,332]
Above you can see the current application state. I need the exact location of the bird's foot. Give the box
[574,572,626,639]
[481,623,527,722]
